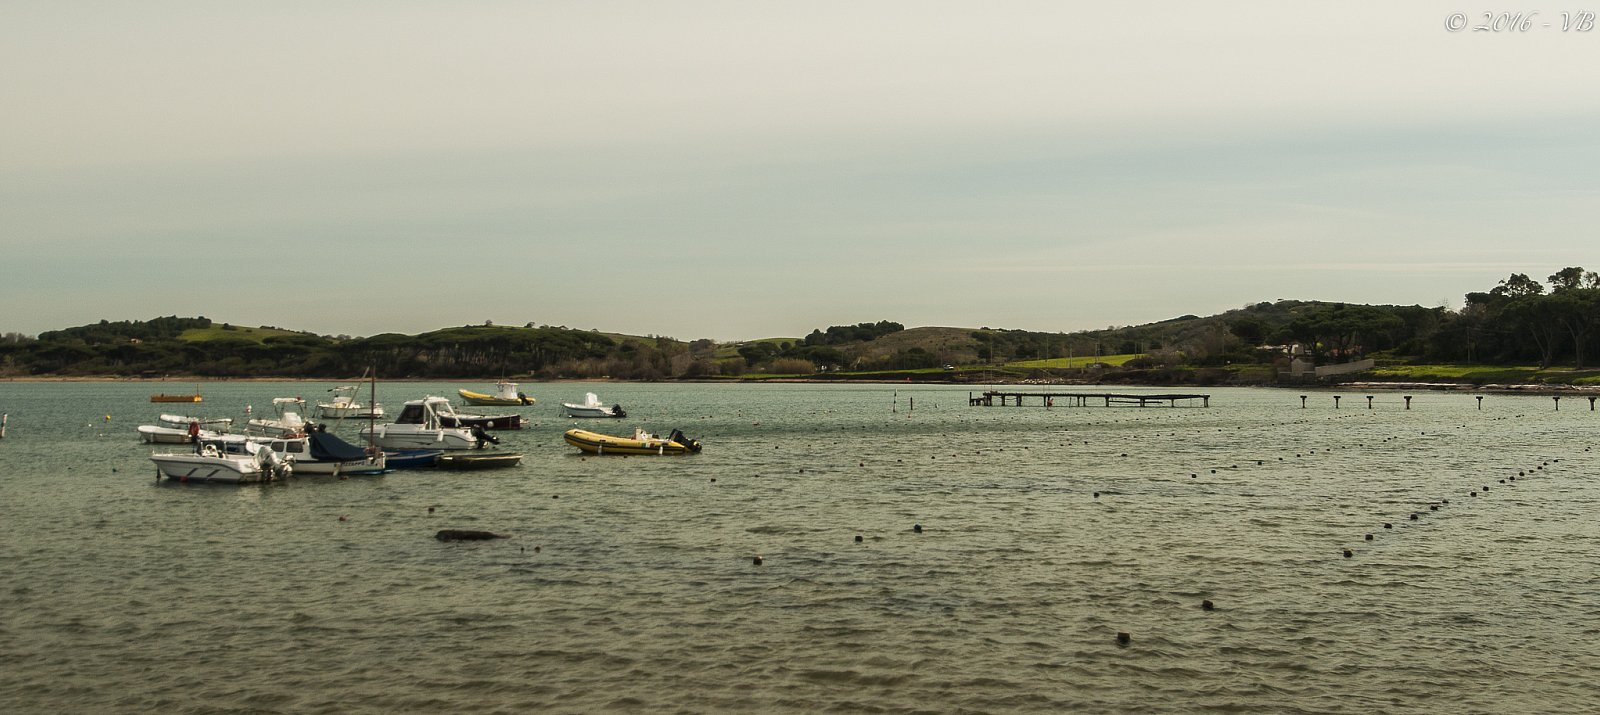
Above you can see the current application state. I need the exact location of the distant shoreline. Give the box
[3,375,1592,394]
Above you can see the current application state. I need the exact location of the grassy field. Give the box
[1366,364,1600,385]
[713,337,801,360]
[1004,353,1142,369]
[179,326,307,343]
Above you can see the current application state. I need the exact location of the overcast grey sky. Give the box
[4,1,1598,340]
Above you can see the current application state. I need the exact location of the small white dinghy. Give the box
[561,393,626,418]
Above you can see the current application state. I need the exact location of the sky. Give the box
[4,1,1599,341]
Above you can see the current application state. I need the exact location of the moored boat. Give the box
[150,441,292,484]
[245,397,309,438]
[563,427,700,456]
[137,423,223,444]
[562,393,626,418]
[437,452,523,469]
[158,414,233,430]
[459,381,536,407]
[359,397,490,450]
[150,387,202,403]
[428,396,523,430]
[138,414,231,444]
[197,431,386,477]
[384,449,443,469]
[315,385,384,420]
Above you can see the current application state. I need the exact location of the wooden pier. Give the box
[970,391,1210,408]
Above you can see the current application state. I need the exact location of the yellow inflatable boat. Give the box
[458,381,536,406]
[563,427,702,456]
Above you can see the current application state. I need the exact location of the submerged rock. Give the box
[435,529,508,541]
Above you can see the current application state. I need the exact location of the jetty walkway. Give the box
[970,391,1210,408]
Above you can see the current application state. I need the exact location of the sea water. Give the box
[1,381,1597,713]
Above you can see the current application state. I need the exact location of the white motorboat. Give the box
[424,395,523,430]
[137,423,223,444]
[561,393,626,418]
[138,413,231,443]
[359,397,487,451]
[315,385,384,420]
[245,397,308,438]
[150,441,292,484]
[158,414,234,430]
[199,431,385,477]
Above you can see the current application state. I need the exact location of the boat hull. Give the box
[138,425,193,444]
[360,425,480,451]
[384,449,443,469]
[458,389,535,407]
[150,394,202,403]
[438,413,523,430]
[150,454,267,484]
[315,405,385,420]
[563,429,696,456]
[437,452,523,469]
[562,405,624,418]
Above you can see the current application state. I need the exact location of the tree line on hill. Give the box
[0,318,910,379]
[3,268,1598,380]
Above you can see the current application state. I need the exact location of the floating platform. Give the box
[151,393,202,403]
[970,391,1210,408]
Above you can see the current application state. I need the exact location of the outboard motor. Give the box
[471,425,500,447]
[611,404,627,418]
[669,429,702,453]
[252,443,293,479]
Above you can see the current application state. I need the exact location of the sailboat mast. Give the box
[367,367,377,450]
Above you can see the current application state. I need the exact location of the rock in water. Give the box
[435,529,508,541]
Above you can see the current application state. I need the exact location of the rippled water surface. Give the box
[2,381,1598,713]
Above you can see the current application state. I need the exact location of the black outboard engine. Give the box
[518,392,532,405]
[669,429,702,453]
[611,404,627,418]
[471,425,500,448]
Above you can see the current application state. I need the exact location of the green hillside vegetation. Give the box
[180,325,309,343]
[1006,353,1142,369]
[5,267,1600,385]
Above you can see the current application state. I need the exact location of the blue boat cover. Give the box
[308,431,370,462]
